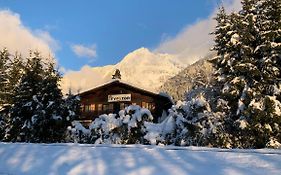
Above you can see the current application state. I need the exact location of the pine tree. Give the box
[212,0,281,148]
[0,114,5,140]
[31,61,66,142]
[5,51,45,142]
[246,0,281,148]
[6,52,24,105]
[62,90,81,124]
[0,48,10,109]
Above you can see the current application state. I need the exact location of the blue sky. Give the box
[0,0,222,71]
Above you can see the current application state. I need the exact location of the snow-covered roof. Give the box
[79,79,170,99]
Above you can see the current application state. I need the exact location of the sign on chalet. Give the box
[78,70,172,124]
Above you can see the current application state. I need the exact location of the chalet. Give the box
[78,70,172,125]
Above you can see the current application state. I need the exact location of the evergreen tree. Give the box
[212,0,281,148]
[31,61,66,142]
[6,52,24,105]
[0,48,10,109]
[5,51,66,142]
[5,51,45,142]
[0,114,5,140]
[63,90,81,122]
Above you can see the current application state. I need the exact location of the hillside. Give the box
[0,143,280,175]
[159,57,215,101]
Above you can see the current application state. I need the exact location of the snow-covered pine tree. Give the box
[5,51,45,142]
[0,48,10,109]
[5,51,66,142]
[6,52,24,105]
[212,0,281,148]
[245,0,281,148]
[0,48,11,141]
[0,49,24,141]
[0,114,5,140]
[63,90,81,124]
[32,61,66,142]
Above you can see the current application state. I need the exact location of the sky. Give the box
[0,0,238,72]
[0,0,242,93]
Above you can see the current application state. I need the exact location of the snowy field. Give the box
[0,143,280,175]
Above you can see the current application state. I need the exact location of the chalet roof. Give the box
[79,79,171,100]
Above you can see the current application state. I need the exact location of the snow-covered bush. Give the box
[266,138,281,149]
[144,103,188,145]
[89,114,122,144]
[92,105,153,144]
[66,121,91,143]
[66,105,153,144]
[144,93,229,147]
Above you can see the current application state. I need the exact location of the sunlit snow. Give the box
[0,143,280,175]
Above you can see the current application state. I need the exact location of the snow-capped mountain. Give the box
[61,48,185,94]
[159,56,215,101]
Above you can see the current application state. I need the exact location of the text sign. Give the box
[108,94,131,102]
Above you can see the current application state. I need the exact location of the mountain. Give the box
[159,56,215,101]
[61,48,185,94]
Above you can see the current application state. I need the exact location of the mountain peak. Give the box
[62,47,185,94]
[120,47,152,64]
[132,47,150,53]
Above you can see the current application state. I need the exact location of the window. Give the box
[141,102,146,108]
[142,102,149,109]
[109,104,114,111]
[90,104,95,111]
[80,104,85,112]
[120,103,125,110]
[85,105,91,112]
[103,104,109,111]
[98,104,102,111]
[120,103,130,110]
[141,102,155,111]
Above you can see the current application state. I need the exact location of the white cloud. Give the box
[35,30,60,52]
[61,65,110,94]
[154,0,242,65]
[71,44,97,60]
[0,10,59,61]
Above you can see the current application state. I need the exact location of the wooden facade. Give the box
[78,80,172,124]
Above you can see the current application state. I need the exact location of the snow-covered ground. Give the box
[0,143,280,175]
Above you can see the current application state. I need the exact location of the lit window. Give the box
[85,105,90,112]
[90,104,95,111]
[144,102,149,109]
[142,102,146,108]
[120,103,125,110]
[98,104,102,111]
[80,105,84,112]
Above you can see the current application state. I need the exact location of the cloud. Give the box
[154,0,242,65]
[71,44,97,60]
[35,30,60,52]
[61,65,110,94]
[0,10,59,61]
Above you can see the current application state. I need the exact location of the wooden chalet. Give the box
[78,70,172,125]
